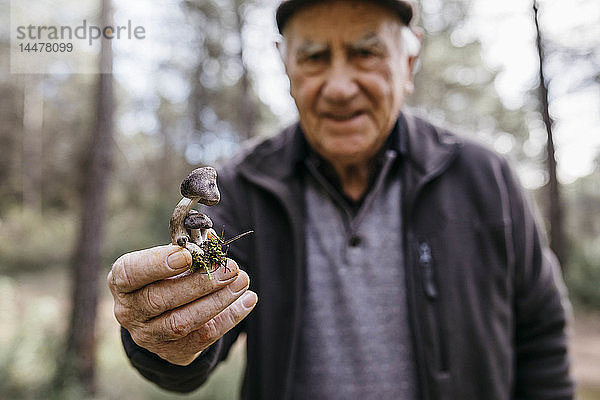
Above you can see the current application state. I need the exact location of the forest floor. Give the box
[2,268,600,399]
[571,310,600,398]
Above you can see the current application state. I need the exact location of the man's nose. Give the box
[321,61,359,103]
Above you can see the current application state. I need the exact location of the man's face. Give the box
[281,0,416,166]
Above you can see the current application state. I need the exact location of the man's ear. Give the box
[276,37,291,76]
[404,74,415,95]
[407,26,423,78]
[275,36,287,63]
[408,53,418,76]
[412,26,424,46]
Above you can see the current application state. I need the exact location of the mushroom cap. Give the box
[180,166,220,205]
[184,211,213,230]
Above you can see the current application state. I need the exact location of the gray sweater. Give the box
[293,150,418,399]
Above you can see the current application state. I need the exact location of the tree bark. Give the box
[533,0,566,267]
[59,0,114,394]
[22,75,44,214]
[233,0,257,139]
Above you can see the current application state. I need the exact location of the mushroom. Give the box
[184,210,214,245]
[169,167,220,255]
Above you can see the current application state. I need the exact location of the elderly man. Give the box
[107,0,574,399]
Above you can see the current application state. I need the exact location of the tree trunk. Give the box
[233,0,257,139]
[533,0,566,267]
[59,0,114,394]
[22,75,44,214]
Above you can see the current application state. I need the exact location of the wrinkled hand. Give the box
[107,240,258,366]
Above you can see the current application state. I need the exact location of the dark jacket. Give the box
[122,115,574,399]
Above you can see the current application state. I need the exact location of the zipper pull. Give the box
[418,242,438,299]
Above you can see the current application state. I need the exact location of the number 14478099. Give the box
[19,42,73,52]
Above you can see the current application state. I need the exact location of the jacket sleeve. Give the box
[121,327,239,393]
[503,159,574,399]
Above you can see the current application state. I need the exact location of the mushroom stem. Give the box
[189,227,203,245]
[169,197,197,247]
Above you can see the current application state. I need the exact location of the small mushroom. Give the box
[184,210,213,245]
[169,167,220,253]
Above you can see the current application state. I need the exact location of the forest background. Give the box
[0,0,599,399]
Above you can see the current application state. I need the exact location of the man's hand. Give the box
[107,243,258,366]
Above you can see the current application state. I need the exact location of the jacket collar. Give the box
[399,114,463,218]
[403,113,462,182]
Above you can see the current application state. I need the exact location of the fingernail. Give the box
[217,261,238,282]
[242,291,258,309]
[228,272,249,294]
[167,249,191,269]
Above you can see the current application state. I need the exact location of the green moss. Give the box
[190,237,228,279]
[188,230,254,279]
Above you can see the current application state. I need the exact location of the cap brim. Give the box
[276,0,413,33]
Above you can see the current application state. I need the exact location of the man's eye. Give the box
[355,49,376,58]
[305,52,326,62]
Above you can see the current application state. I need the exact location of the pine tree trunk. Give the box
[60,0,114,393]
[233,0,257,139]
[533,0,566,267]
[22,75,44,214]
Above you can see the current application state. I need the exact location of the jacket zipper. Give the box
[418,242,438,299]
[402,140,460,398]
[418,241,449,373]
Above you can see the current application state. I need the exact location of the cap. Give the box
[276,0,414,33]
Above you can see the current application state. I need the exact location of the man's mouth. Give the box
[322,111,364,121]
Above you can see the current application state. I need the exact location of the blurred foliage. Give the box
[562,170,600,308]
[567,243,600,308]
[411,0,531,155]
[0,208,76,273]
[0,277,61,398]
